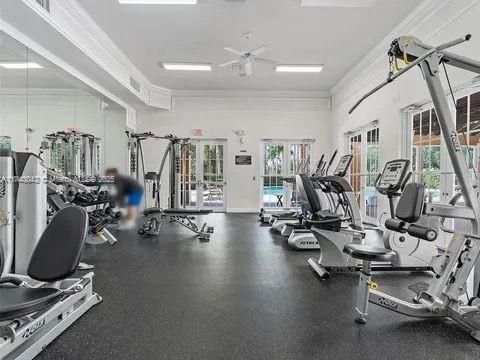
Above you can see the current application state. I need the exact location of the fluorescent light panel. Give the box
[162,62,211,71]
[118,0,197,4]
[300,0,376,7]
[275,65,324,73]
[0,62,42,69]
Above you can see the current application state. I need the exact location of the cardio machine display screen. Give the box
[333,155,353,177]
[377,160,409,189]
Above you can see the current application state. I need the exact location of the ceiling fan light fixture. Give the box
[118,0,197,4]
[162,62,212,71]
[275,64,324,73]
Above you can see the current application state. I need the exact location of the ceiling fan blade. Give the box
[224,47,244,56]
[251,45,268,56]
[255,57,278,65]
[219,59,240,68]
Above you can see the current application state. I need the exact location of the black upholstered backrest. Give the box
[395,183,425,223]
[28,206,88,282]
[297,174,322,213]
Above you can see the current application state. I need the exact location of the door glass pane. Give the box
[365,128,379,218]
[349,134,362,205]
[202,143,224,209]
[180,143,197,208]
[262,143,285,208]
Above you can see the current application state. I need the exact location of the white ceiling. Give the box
[77,0,423,92]
[0,31,84,89]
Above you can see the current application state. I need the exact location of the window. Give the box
[346,126,380,218]
[407,90,480,232]
[457,94,480,180]
[261,140,313,208]
[411,109,441,202]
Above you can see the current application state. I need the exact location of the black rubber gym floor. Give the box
[38,213,480,359]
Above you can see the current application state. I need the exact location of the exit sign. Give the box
[193,128,203,136]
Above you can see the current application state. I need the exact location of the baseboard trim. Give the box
[227,208,259,213]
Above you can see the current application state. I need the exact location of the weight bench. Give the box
[139,207,214,241]
[0,206,102,360]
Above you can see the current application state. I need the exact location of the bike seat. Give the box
[0,287,62,321]
[343,244,396,262]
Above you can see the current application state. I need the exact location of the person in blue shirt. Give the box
[106,168,144,228]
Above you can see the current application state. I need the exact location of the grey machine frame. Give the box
[0,151,101,359]
[348,34,480,340]
[129,132,214,240]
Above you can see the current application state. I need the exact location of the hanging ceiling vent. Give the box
[130,76,141,93]
[34,0,50,12]
[300,0,377,7]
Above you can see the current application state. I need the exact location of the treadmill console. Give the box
[333,155,353,177]
[376,159,410,194]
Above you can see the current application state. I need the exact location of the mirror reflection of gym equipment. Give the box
[2,1,480,359]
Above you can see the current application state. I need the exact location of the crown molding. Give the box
[18,0,172,109]
[173,89,331,99]
[0,20,130,109]
[330,0,449,100]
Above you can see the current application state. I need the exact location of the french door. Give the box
[260,140,313,209]
[347,126,380,219]
[180,139,226,211]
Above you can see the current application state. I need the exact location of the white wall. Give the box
[0,89,127,172]
[329,0,480,215]
[137,96,331,212]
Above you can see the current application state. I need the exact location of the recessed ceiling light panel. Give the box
[0,62,42,69]
[275,65,324,73]
[118,0,197,4]
[300,0,377,7]
[162,62,212,71]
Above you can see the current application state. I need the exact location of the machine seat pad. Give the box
[285,223,305,230]
[143,207,163,216]
[0,287,62,321]
[343,244,396,262]
[315,211,341,220]
[164,208,213,215]
[274,215,298,220]
[271,211,297,219]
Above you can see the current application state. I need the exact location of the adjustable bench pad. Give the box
[144,207,213,216]
[165,208,213,215]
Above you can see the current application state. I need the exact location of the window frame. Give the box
[344,122,380,218]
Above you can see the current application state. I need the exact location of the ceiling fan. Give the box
[219,45,277,77]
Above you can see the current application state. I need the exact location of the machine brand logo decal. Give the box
[300,241,317,246]
[22,318,46,338]
[378,298,400,309]
[450,131,461,152]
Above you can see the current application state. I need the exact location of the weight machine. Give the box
[346,34,480,340]
[127,132,214,240]
[40,129,101,179]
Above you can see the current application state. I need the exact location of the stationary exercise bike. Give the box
[282,154,353,250]
[269,152,340,233]
[305,159,440,279]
